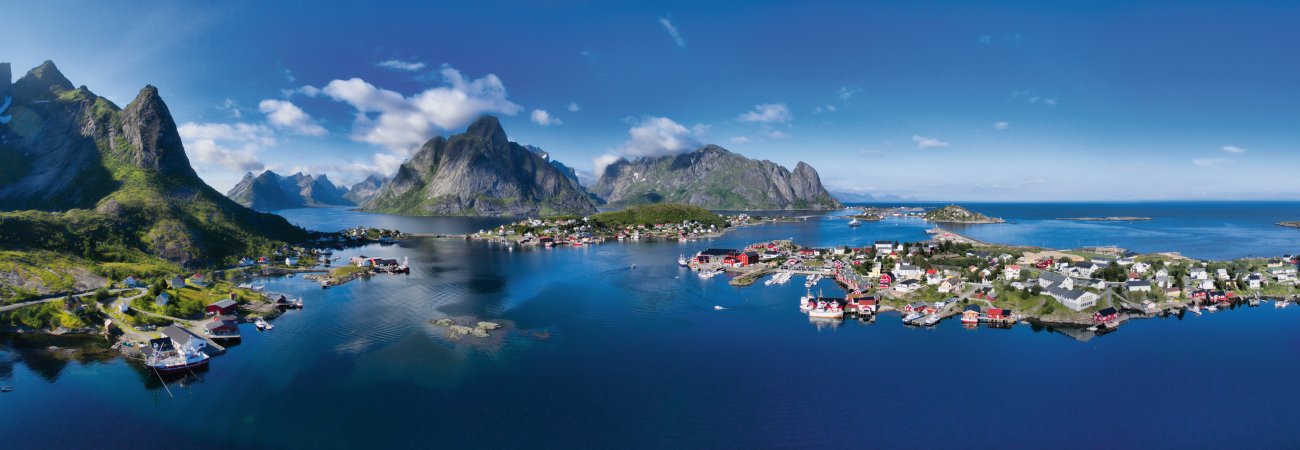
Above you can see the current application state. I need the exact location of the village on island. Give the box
[6,203,1300,381]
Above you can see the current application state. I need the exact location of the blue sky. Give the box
[4,0,1299,200]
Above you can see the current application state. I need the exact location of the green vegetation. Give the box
[923,205,1003,223]
[589,203,727,228]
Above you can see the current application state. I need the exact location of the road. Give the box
[0,287,147,313]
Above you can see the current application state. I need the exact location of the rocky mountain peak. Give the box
[12,60,74,99]
[120,85,197,177]
[464,115,509,148]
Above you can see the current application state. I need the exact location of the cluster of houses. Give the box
[485,215,749,247]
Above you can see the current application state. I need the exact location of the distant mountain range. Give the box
[0,61,307,268]
[227,170,356,211]
[591,145,842,210]
[830,191,913,203]
[361,116,596,216]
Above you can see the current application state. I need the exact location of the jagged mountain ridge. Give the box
[591,145,842,210]
[361,116,596,217]
[0,61,307,268]
[227,170,353,211]
[343,174,385,205]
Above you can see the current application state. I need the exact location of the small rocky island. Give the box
[1279,222,1300,229]
[922,205,1004,224]
[1057,217,1152,222]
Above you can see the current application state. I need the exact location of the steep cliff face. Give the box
[0,61,307,268]
[227,171,354,211]
[362,116,596,216]
[591,145,842,210]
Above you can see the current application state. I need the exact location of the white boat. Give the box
[677,255,689,267]
[1188,305,1202,315]
[848,218,861,227]
[714,305,726,310]
[254,317,271,330]
[1206,305,1218,312]
[144,339,209,376]
[921,314,941,326]
[902,311,923,324]
[799,291,816,311]
[1277,301,1290,308]
[807,301,844,319]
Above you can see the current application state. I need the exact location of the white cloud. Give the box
[593,116,707,176]
[530,109,562,126]
[1221,145,1246,154]
[1042,98,1058,106]
[1192,157,1232,168]
[659,17,686,47]
[567,102,581,112]
[178,122,275,172]
[258,99,327,136]
[618,116,701,157]
[303,65,522,154]
[978,35,992,45]
[813,105,837,114]
[738,103,792,123]
[994,121,1010,131]
[912,135,950,149]
[838,86,864,103]
[762,129,791,140]
[377,59,427,71]
[218,98,243,119]
[730,136,752,144]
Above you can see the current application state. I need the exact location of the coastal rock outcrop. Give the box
[591,145,842,210]
[361,116,596,217]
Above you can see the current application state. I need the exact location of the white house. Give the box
[893,279,922,293]
[1047,287,1099,311]
[1132,262,1151,274]
[1189,267,1209,280]
[1004,265,1021,280]
[1215,268,1230,280]
[874,240,895,253]
[1197,279,1216,290]
[895,264,923,280]
[1126,280,1153,293]
[1246,273,1264,289]
[1039,272,1074,291]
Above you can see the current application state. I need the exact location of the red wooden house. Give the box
[1093,307,1119,323]
[738,251,760,267]
[879,272,895,287]
[986,308,1011,321]
[1035,258,1054,270]
[205,299,238,316]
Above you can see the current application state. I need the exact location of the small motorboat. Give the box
[631,264,637,269]
[714,305,726,310]
[254,317,271,331]
[848,217,862,227]
[677,255,689,267]
[0,386,14,393]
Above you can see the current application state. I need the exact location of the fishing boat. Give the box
[921,314,941,326]
[799,291,816,311]
[144,339,209,376]
[848,217,861,227]
[254,317,270,330]
[678,255,689,267]
[807,300,844,319]
[1206,304,1218,312]
[294,298,304,309]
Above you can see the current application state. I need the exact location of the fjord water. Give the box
[3,203,1300,448]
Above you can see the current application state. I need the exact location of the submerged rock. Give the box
[431,318,455,327]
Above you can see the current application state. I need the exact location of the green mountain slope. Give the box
[0,61,308,272]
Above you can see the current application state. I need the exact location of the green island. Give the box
[922,205,1005,223]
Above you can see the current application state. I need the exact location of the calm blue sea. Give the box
[3,203,1300,449]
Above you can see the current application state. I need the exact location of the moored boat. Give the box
[848,217,861,227]
[807,300,844,319]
